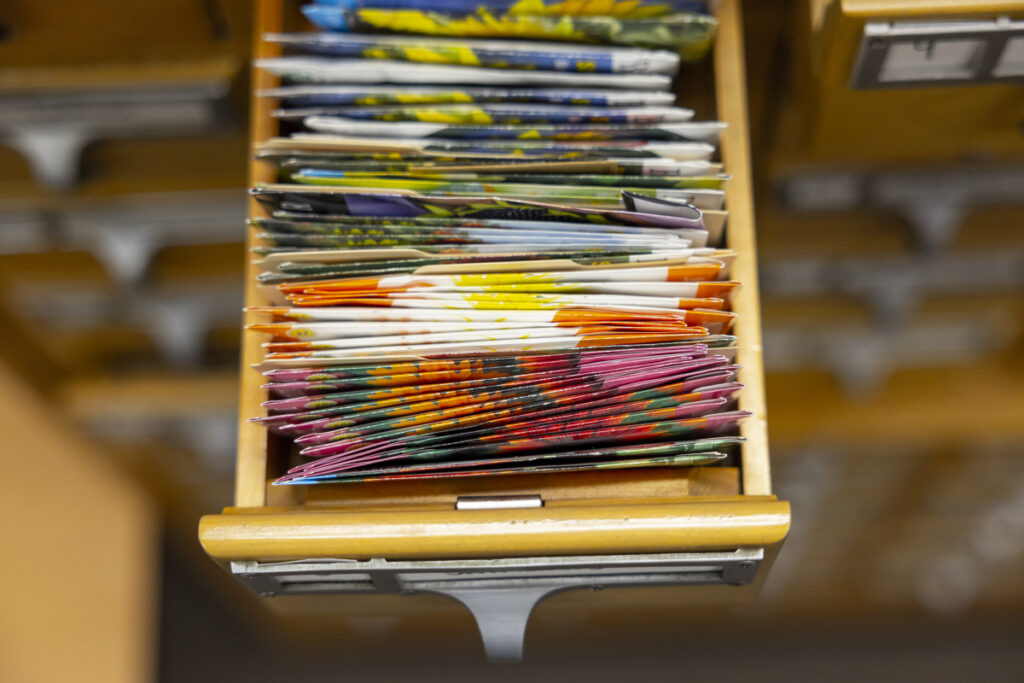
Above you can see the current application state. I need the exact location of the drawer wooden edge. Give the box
[198,498,791,562]
[714,0,773,498]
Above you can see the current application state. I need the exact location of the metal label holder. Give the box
[231,548,763,662]
[851,17,1024,89]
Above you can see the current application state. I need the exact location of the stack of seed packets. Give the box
[249,0,749,485]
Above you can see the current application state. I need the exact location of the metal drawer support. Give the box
[231,548,763,662]
[0,82,229,189]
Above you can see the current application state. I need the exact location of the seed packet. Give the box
[301,5,717,55]
[257,56,672,88]
[266,33,681,73]
[261,84,678,107]
[274,104,694,125]
[301,116,726,141]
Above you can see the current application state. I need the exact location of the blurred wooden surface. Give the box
[738,0,1024,624]
[0,0,250,74]
[769,0,1024,167]
[61,372,238,421]
[0,363,158,683]
[0,5,253,676]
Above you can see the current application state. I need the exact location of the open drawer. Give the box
[199,0,789,660]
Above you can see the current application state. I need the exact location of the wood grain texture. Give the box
[297,468,740,507]
[235,0,283,507]
[715,0,773,496]
[199,498,790,561]
[302,468,696,506]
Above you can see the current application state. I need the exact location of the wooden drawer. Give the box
[200,0,788,587]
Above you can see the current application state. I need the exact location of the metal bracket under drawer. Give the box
[231,548,763,662]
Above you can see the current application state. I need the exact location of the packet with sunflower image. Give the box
[302,2,717,54]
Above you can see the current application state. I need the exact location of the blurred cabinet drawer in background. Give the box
[0,0,253,190]
[775,0,1024,167]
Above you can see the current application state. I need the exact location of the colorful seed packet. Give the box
[266,33,682,74]
[307,0,712,19]
[257,56,673,88]
[301,5,717,55]
[245,8,746,484]
[300,116,726,141]
[260,84,678,107]
[274,104,695,125]
[259,134,719,161]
